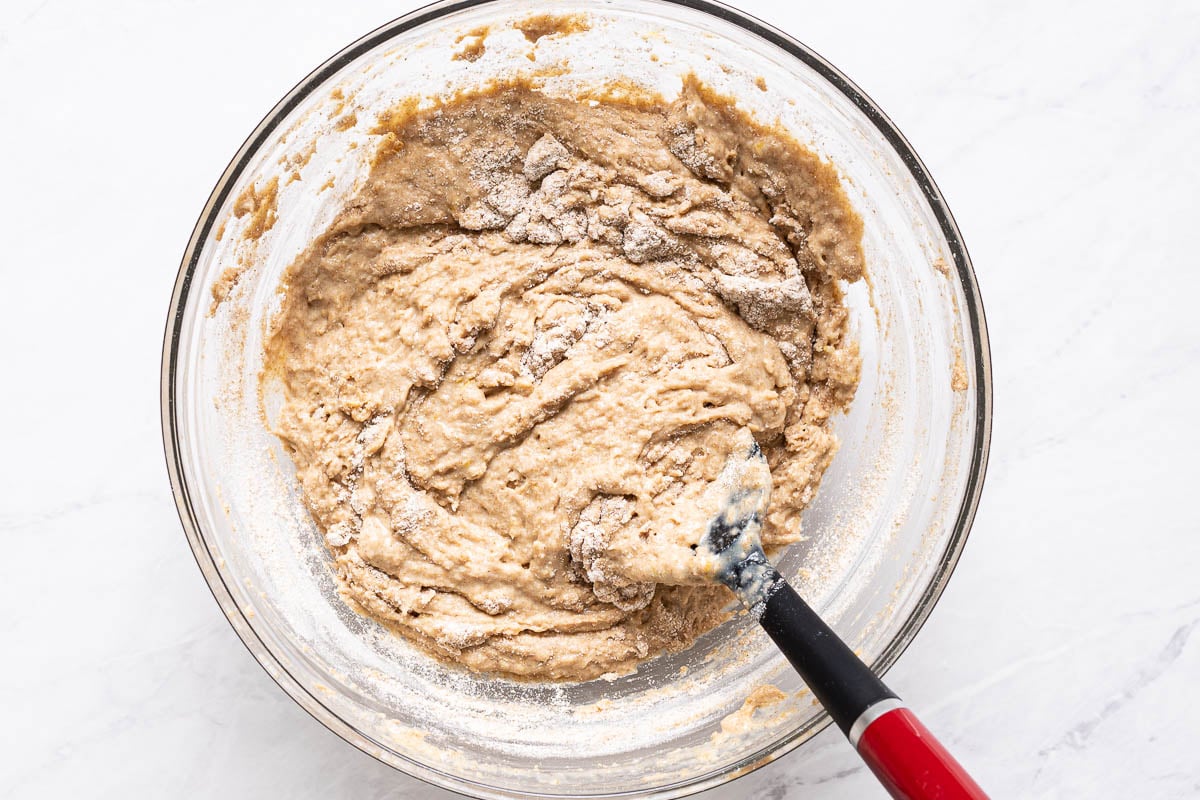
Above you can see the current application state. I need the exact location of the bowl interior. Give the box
[164,1,987,797]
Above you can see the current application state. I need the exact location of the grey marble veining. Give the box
[1,0,1198,797]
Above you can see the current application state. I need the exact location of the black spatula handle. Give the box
[758,578,990,799]
[757,578,897,735]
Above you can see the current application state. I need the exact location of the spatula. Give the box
[700,430,989,800]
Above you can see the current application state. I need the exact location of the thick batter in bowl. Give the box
[162,1,991,797]
[261,76,867,682]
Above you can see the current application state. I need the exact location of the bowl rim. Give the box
[160,0,993,797]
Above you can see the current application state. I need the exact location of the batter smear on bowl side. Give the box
[262,77,865,681]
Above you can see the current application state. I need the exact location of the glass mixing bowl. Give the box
[161,0,992,797]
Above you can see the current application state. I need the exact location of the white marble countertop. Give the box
[2,0,1198,797]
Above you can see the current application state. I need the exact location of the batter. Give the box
[263,77,865,681]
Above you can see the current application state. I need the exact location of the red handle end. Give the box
[855,706,989,800]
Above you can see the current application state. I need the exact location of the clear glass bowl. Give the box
[160,1,992,797]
